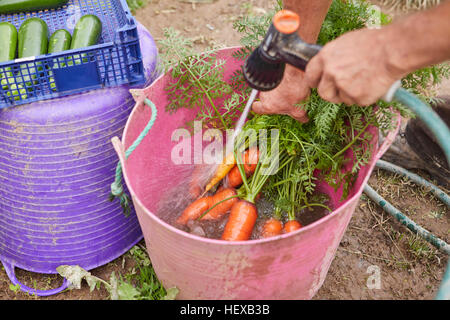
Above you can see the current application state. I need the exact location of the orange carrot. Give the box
[204,152,236,193]
[223,165,242,188]
[221,200,257,241]
[176,196,212,225]
[188,165,205,198]
[261,218,283,238]
[201,188,238,220]
[189,181,203,199]
[243,147,260,175]
[224,147,260,188]
[283,220,302,233]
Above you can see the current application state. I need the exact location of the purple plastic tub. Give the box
[0,22,158,296]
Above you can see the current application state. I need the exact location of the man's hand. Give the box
[250,0,450,121]
[251,0,333,122]
[252,65,310,123]
[304,28,403,106]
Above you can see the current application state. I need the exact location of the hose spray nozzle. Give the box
[243,10,322,91]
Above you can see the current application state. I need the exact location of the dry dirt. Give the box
[0,0,449,300]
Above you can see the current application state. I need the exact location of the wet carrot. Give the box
[221,200,258,241]
[261,218,283,238]
[283,220,302,233]
[201,188,238,220]
[224,165,242,188]
[243,147,260,175]
[189,184,202,199]
[188,164,207,198]
[224,147,260,188]
[204,152,235,193]
[176,196,212,225]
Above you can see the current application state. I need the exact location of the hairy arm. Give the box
[251,0,333,122]
[386,1,450,77]
[282,0,331,43]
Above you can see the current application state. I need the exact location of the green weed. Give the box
[56,245,178,300]
[127,0,148,13]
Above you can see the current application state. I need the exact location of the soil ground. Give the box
[0,0,449,300]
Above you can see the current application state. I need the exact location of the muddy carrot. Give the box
[176,196,212,225]
[201,188,238,220]
[261,218,283,238]
[221,200,258,241]
[283,220,302,233]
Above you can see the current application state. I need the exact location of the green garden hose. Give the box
[374,159,450,207]
[394,88,450,165]
[364,87,450,300]
[436,262,450,300]
[364,182,449,254]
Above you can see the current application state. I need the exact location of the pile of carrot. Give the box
[261,218,302,238]
[176,147,303,241]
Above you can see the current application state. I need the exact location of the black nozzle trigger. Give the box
[260,24,322,71]
[242,24,323,92]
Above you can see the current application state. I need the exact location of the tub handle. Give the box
[2,260,69,297]
[111,136,127,169]
[110,98,158,216]
[110,136,133,216]
[129,88,146,104]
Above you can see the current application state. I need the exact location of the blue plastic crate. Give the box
[0,0,145,108]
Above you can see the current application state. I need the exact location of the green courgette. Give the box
[18,17,48,58]
[0,22,17,62]
[6,83,27,101]
[0,22,22,100]
[70,15,102,50]
[0,0,68,14]
[16,17,48,94]
[48,29,71,53]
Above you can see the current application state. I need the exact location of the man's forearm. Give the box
[385,0,450,77]
[283,0,333,43]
